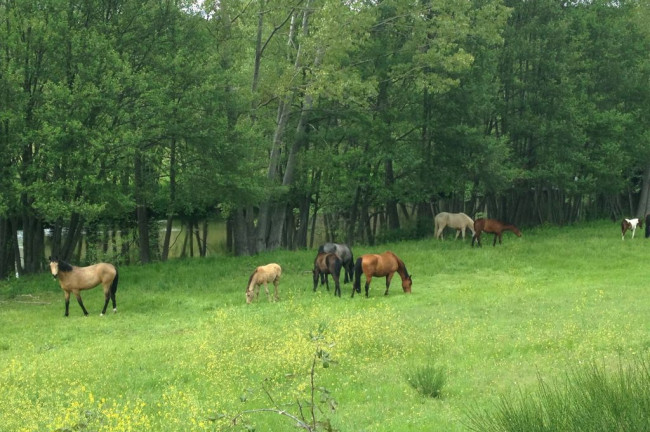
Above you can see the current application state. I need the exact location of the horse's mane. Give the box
[246,268,257,290]
[58,260,74,272]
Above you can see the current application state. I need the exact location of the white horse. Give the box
[246,263,281,304]
[434,212,475,240]
[621,218,642,240]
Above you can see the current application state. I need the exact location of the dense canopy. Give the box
[1,0,649,275]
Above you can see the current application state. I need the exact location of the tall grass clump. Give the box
[407,363,447,399]
[468,356,650,432]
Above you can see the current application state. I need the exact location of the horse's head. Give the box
[48,256,59,278]
[245,288,255,304]
[402,275,412,293]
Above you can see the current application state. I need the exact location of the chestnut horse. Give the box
[49,257,118,317]
[246,263,281,304]
[434,212,475,240]
[313,252,343,297]
[472,218,522,247]
[352,251,412,298]
[621,217,643,240]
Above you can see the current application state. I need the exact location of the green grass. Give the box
[1,220,649,431]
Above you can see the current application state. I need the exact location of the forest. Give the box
[1,0,649,277]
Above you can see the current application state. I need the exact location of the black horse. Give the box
[317,243,354,283]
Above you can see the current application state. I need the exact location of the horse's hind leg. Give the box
[101,290,111,316]
[273,278,280,301]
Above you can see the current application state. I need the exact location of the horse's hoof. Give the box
[100,313,104,316]
[113,308,117,313]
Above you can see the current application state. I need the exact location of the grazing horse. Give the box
[621,217,643,240]
[318,243,354,283]
[246,263,281,304]
[313,252,343,297]
[434,212,475,240]
[352,251,412,298]
[472,218,522,247]
[49,257,118,317]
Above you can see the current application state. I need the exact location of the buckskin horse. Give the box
[352,251,412,298]
[49,257,118,317]
[246,263,281,304]
[472,218,522,247]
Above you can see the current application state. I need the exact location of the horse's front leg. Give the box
[64,291,71,317]
[493,233,499,246]
[263,282,272,302]
[384,273,394,295]
[73,291,89,316]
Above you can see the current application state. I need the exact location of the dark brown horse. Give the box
[49,257,118,317]
[313,252,343,297]
[472,218,522,247]
[352,251,412,298]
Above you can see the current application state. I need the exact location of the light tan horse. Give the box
[352,251,412,298]
[434,212,475,240]
[246,263,281,304]
[49,257,118,317]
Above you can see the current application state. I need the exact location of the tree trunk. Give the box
[135,151,151,263]
[162,138,177,261]
[636,165,650,218]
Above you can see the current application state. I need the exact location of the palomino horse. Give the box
[621,217,643,240]
[49,257,118,317]
[246,263,281,304]
[472,218,522,247]
[318,243,354,283]
[434,212,475,240]
[313,252,343,297]
[352,251,412,298]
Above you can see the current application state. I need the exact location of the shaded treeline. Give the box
[1,0,649,276]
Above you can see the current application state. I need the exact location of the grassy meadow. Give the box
[1,220,649,431]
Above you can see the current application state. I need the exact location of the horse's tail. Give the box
[353,257,362,293]
[348,250,355,280]
[111,269,119,294]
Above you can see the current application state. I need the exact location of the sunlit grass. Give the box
[0,220,648,431]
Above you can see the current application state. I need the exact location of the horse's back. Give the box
[362,251,399,276]
[258,263,281,278]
